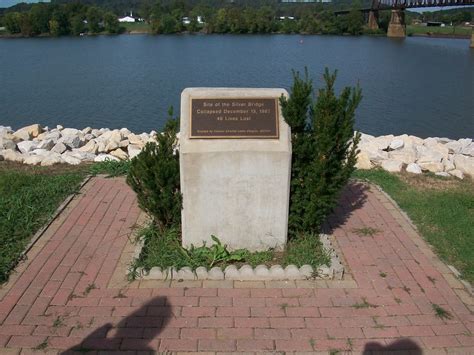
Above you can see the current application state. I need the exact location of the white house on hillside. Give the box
[119,12,136,23]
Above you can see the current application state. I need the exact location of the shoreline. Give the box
[1,124,473,179]
[0,31,471,40]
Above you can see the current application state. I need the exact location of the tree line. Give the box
[2,2,122,36]
[0,0,471,37]
[0,1,371,37]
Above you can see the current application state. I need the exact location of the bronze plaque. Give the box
[190,98,279,139]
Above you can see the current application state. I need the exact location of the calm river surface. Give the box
[1,35,473,138]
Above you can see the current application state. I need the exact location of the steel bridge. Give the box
[334,0,473,14]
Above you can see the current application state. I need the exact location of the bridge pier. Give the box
[368,10,379,30]
[387,9,406,38]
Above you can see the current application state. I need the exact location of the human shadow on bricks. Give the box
[321,181,370,234]
[62,296,172,353]
[363,337,422,354]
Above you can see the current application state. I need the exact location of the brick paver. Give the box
[0,177,472,354]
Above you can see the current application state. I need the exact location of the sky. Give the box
[0,0,49,8]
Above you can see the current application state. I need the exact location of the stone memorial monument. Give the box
[180,88,291,251]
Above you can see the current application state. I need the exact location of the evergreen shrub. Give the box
[126,118,181,232]
[280,68,361,237]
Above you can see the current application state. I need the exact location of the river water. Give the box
[0,34,473,138]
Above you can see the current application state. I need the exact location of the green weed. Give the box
[352,297,377,309]
[353,227,380,237]
[83,283,97,296]
[34,339,49,350]
[130,225,330,280]
[432,303,453,320]
[52,316,64,328]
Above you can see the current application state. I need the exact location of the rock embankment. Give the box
[0,124,153,166]
[356,133,473,179]
[1,124,473,179]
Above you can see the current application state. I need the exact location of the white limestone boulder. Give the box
[419,162,444,173]
[105,140,120,152]
[68,150,96,161]
[389,147,417,165]
[91,129,101,138]
[23,155,43,166]
[82,127,92,134]
[381,160,403,173]
[13,124,43,140]
[416,145,443,164]
[78,140,98,154]
[94,154,120,162]
[44,131,61,143]
[37,139,55,151]
[442,157,455,172]
[355,151,373,170]
[461,143,474,157]
[51,142,67,154]
[40,154,63,166]
[406,163,422,174]
[30,149,50,156]
[2,149,24,163]
[389,139,404,150]
[61,153,82,165]
[445,141,462,154]
[17,141,38,154]
[110,148,128,160]
[449,169,464,180]
[373,135,394,150]
[128,145,142,159]
[61,128,81,136]
[120,127,131,137]
[0,137,17,150]
[60,135,83,149]
[358,141,389,164]
[128,133,145,148]
[453,154,474,177]
[0,126,12,137]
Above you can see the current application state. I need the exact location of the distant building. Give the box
[426,21,444,27]
[119,12,136,23]
[182,16,205,25]
[278,16,296,21]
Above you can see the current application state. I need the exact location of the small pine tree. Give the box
[280,68,361,236]
[126,116,181,233]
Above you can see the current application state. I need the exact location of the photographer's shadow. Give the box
[363,338,423,354]
[61,296,171,353]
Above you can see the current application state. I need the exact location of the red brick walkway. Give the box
[0,177,472,354]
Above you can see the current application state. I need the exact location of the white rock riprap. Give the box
[1,124,473,179]
[356,133,474,179]
[0,124,154,167]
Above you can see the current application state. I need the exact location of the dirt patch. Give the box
[0,161,91,176]
[398,171,473,191]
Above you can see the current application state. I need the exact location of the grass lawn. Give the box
[354,169,474,283]
[122,22,151,33]
[407,25,472,37]
[0,162,87,283]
